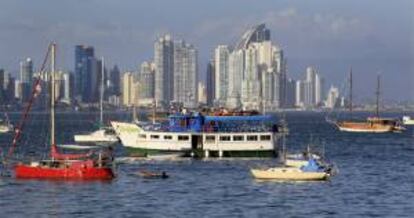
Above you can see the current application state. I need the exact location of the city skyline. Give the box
[0,0,412,101]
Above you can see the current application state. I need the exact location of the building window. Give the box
[178,135,189,141]
[205,135,215,142]
[247,135,258,141]
[233,135,244,141]
[138,134,146,139]
[260,135,271,141]
[164,135,173,140]
[219,136,231,141]
[150,135,160,139]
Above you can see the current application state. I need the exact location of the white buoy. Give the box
[190,151,195,158]
[218,150,223,158]
[204,150,209,158]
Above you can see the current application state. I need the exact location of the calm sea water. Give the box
[0,111,413,217]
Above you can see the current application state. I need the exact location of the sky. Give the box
[0,0,413,102]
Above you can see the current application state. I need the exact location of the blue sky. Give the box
[0,0,413,101]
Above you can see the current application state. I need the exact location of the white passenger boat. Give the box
[111,113,280,158]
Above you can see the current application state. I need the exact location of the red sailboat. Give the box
[7,43,114,180]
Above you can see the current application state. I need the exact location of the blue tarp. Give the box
[300,159,325,172]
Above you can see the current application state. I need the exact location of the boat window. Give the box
[247,135,258,141]
[138,134,147,139]
[260,135,271,141]
[205,135,215,142]
[233,135,244,141]
[150,135,160,139]
[219,136,231,141]
[164,135,173,140]
[178,135,189,141]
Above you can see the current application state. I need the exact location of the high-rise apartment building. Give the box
[20,58,33,102]
[173,40,197,108]
[214,45,230,106]
[206,60,215,106]
[154,35,174,108]
[138,61,155,106]
[122,72,138,107]
[75,45,97,103]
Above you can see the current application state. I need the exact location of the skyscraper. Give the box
[138,61,155,105]
[75,45,97,103]
[154,34,174,108]
[297,66,324,108]
[206,60,215,106]
[224,24,287,111]
[173,40,197,108]
[108,65,121,96]
[122,72,137,107]
[326,85,339,109]
[214,45,230,106]
[20,58,33,102]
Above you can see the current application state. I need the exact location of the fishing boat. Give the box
[333,71,403,133]
[402,116,414,125]
[111,112,281,158]
[74,57,119,144]
[0,114,13,133]
[7,43,115,180]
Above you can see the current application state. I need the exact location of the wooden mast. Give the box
[376,74,380,118]
[349,68,353,116]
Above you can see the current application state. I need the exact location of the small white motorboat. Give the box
[0,115,13,133]
[402,116,414,125]
[74,127,119,145]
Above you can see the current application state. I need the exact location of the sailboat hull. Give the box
[15,162,114,180]
[250,168,329,180]
[337,122,394,133]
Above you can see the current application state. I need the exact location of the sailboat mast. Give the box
[376,74,380,117]
[349,69,353,115]
[152,98,156,124]
[51,43,56,145]
[100,57,104,125]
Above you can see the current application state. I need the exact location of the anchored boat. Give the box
[0,113,13,133]
[5,43,115,180]
[333,70,404,133]
[74,57,119,145]
[402,116,414,125]
[112,112,281,158]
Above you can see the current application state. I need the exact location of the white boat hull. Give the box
[250,167,329,180]
[338,126,392,133]
[74,129,119,144]
[403,116,414,125]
